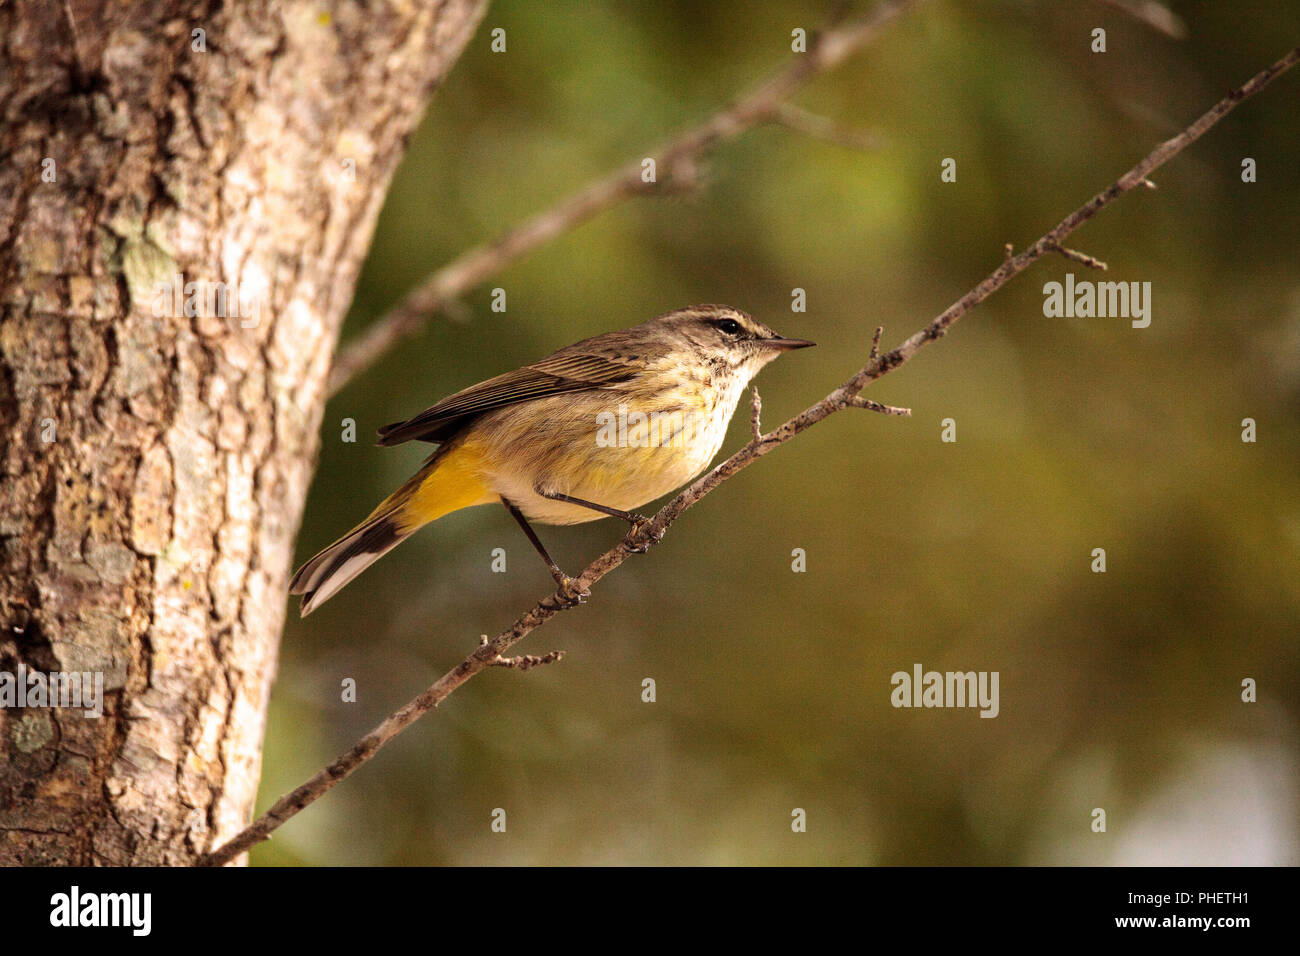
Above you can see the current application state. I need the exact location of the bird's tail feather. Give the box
[289,508,413,617]
[288,441,493,616]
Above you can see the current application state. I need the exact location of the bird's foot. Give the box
[551,575,591,609]
[624,515,662,554]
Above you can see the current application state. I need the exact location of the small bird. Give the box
[290,304,813,615]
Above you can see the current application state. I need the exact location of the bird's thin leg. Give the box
[534,487,647,525]
[502,498,567,586]
[502,498,591,607]
[534,487,660,554]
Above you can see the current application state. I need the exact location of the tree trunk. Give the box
[0,0,486,865]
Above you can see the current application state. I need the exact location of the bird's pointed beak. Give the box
[763,336,816,351]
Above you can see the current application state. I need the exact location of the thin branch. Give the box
[487,650,564,670]
[772,103,881,150]
[847,395,911,416]
[1092,0,1189,40]
[860,328,904,412]
[479,633,564,670]
[1047,243,1109,270]
[61,0,93,90]
[62,1,83,57]
[749,387,763,441]
[203,46,1300,867]
[325,0,925,396]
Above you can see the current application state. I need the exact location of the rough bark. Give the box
[0,0,486,865]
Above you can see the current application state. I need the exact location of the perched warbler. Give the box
[290,304,813,615]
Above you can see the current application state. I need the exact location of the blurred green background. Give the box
[256,0,1299,864]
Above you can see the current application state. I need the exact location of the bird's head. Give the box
[655,304,814,381]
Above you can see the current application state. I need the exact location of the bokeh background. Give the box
[255,0,1299,864]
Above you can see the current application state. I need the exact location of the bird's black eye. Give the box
[714,318,741,336]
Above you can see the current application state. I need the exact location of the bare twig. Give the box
[1047,243,1109,270]
[1092,0,1189,40]
[61,0,93,90]
[847,395,911,416]
[750,387,763,440]
[869,326,883,359]
[479,634,565,670]
[203,46,1300,867]
[325,0,925,396]
[489,651,565,670]
[62,1,83,55]
[772,103,881,150]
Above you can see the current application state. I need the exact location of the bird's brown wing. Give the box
[375,349,641,446]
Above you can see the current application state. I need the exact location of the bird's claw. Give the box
[552,576,590,608]
[624,516,662,554]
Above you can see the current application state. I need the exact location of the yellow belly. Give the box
[395,375,745,528]
[470,387,735,525]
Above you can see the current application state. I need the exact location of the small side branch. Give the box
[847,396,911,416]
[771,103,881,150]
[478,634,559,671]
[1092,0,1188,40]
[1047,242,1108,270]
[487,647,565,670]
[750,387,763,441]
